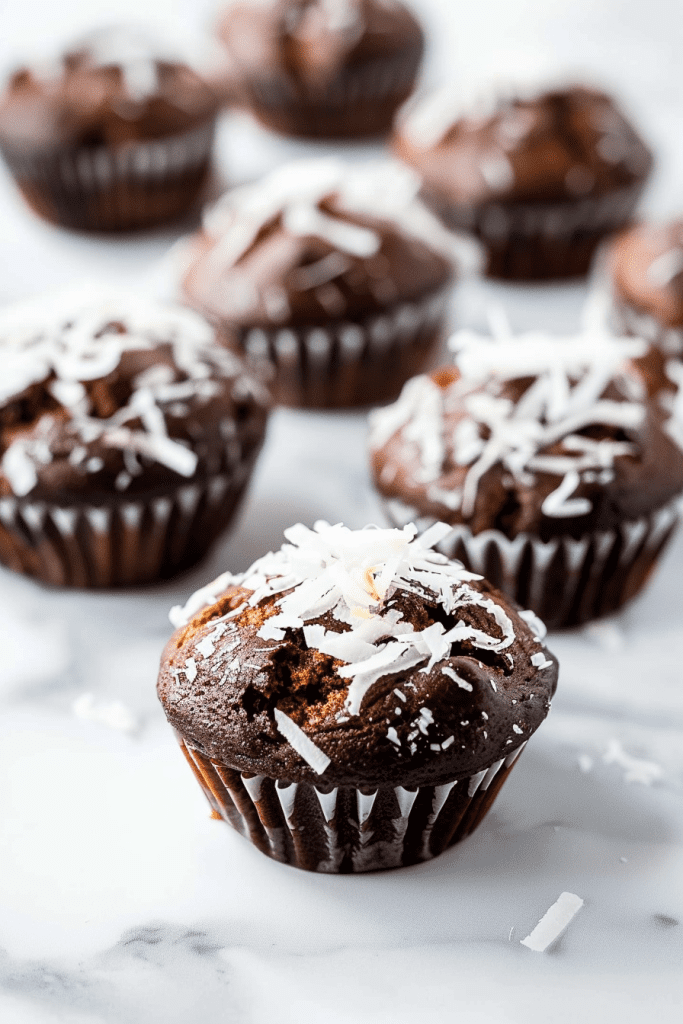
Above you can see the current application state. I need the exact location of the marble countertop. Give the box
[1,2,683,1022]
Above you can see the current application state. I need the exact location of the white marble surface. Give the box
[1,1,683,1021]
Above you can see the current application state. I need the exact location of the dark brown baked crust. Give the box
[183,205,452,330]
[394,86,651,209]
[609,220,683,330]
[370,360,683,542]
[215,0,423,137]
[0,296,269,505]
[0,38,218,154]
[158,576,557,789]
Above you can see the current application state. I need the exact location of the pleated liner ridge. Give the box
[178,733,526,873]
[382,497,681,629]
[0,446,259,587]
[1,118,216,231]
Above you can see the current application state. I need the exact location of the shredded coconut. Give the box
[170,521,526,719]
[371,318,649,519]
[0,286,264,496]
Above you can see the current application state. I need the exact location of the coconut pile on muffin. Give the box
[214,0,424,139]
[393,84,652,280]
[0,287,269,586]
[370,324,683,628]
[0,26,219,231]
[158,520,557,872]
[182,157,472,408]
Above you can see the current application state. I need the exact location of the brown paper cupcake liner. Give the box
[0,458,256,588]
[177,732,526,872]
[235,286,450,409]
[247,46,422,138]
[439,182,645,280]
[1,118,216,232]
[381,497,681,629]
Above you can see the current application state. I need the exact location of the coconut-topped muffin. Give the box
[0,26,219,230]
[608,219,683,354]
[370,325,683,627]
[215,0,424,138]
[393,85,652,280]
[0,288,269,586]
[158,521,557,871]
[182,158,470,408]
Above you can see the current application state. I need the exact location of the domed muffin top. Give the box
[182,158,461,328]
[216,0,423,92]
[0,26,218,152]
[158,521,558,788]
[370,323,683,539]
[0,288,269,502]
[393,85,652,207]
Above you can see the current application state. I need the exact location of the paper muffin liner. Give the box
[439,182,645,280]
[381,497,680,629]
[177,732,526,872]
[1,118,216,232]
[247,46,422,138]
[234,286,450,409]
[0,457,256,588]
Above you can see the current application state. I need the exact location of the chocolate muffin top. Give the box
[609,220,683,331]
[182,158,462,330]
[216,0,423,96]
[0,27,218,154]
[158,521,557,788]
[370,326,683,541]
[393,85,652,208]
[0,288,269,503]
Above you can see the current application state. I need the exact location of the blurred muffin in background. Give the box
[393,84,652,280]
[214,0,424,138]
[0,26,219,232]
[181,158,474,409]
[0,287,269,587]
[608,219,683,362]
[370,323,683,628]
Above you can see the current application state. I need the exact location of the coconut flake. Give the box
[441,666,473,691]
[273,708,331,775]
[520,892,584,952]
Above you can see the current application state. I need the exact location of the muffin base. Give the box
[381,497,680,629]
[234,287,450,409]
[1,118,216,232]
[439,183,645,281]
[247,48,422,140]
[0,466,255,588]
[177,732,526,873]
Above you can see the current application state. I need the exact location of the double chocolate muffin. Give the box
[182,158,467,409]
[0,27,219,231]
[158,521,558,872]
[393,85,652,280]
[608,220,683,360]
[370,326,683,628]
[0,288,269,587]
[215,0,424,138]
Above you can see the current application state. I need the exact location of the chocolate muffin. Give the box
[0,288,269,587]
[607,220,683,361]
[158,520,558,872]
[181,158,468,409]
[0,27,219,231]
[370,326,683,628]
[392,85,652,280]
[215,0,423,139]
